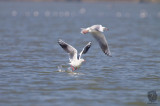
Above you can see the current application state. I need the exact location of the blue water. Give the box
[0,2,160,106]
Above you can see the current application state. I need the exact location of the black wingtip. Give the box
[88,42,92,46]
[105,53,112,57]
[58,39,68,49]
[58,39,63,47]
[104,50,112,57]
[87,42,92,48]
[58,39,63,44]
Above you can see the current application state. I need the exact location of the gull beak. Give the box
[81,28,89,34]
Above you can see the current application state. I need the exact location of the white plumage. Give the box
[81,24,111,56]
[58,39,91,71]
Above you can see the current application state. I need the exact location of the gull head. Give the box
[81,28,91,34]
[80,58,85,63]
[81,25,109,34]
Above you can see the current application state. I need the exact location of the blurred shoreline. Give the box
[0,0,160,3]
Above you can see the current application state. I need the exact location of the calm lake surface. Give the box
[0,2,160,106]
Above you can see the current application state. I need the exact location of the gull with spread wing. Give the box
[58,39,91,71]
[81,25,111,56]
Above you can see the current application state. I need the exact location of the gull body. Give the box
[58,39,91,71]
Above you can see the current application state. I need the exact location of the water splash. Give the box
[57,65,65,72]
[57,65,85,76]
[57,65,75,73]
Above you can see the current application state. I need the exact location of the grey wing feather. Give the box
[78,42,91,59]
[58,39,77,61]
[91,32,111,56]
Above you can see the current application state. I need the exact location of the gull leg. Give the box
[75,67,77,70]
[71,66,74,71]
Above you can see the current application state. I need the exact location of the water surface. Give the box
[0,2,160,106]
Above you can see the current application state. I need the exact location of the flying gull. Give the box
[81,25,111,56]
[58,39,91,71]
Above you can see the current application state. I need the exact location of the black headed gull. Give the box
[81,25,111,56]
[58,39,91,71]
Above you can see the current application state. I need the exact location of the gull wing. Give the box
[91,32,111,56]
[58,39,77,62]
[78,42,92,59]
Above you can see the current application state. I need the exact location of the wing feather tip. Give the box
[87,42,92,46]
[58,39,62,44]
[105,52,112,57]
[104,50,112,57]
